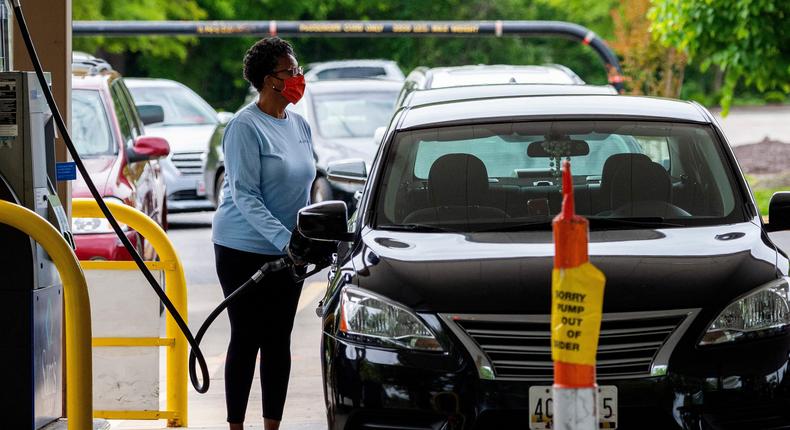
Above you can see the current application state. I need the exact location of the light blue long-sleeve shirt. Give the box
[212,103,315,255]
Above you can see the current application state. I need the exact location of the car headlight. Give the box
[71,217,128,234]
[338,286,443,351]
[72,198,129,234]
[700,278,790,345]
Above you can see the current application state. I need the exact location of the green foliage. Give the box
[753,188,785,216]
[73,0,206,60]
[650,0,790,115]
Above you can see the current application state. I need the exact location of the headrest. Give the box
[601,153,671,210]
[428,153,489,207]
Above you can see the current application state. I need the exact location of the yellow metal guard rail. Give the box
[72,198,188,427]
[0,199,93,430]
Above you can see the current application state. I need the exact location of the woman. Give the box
[211,37,313,430]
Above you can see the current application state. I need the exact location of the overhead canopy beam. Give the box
[72,20,624,92]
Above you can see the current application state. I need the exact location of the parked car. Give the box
[297,90,790,429]
[71,56,169,261]
[204,79,401,211]
[305,59,405,82]
[394,64,591,108]
[126,78,231,213]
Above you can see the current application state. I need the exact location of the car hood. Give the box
[314,136,378,171]
[354,222,780,314]
[71,156,117,197]
[145,124,216,153]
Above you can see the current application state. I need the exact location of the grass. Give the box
[745,175,790,216]
[753,188,787,216]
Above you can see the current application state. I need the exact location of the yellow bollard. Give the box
[72,199,188,427]
[0,200,93,430]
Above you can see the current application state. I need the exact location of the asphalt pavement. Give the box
[110,211,327,430]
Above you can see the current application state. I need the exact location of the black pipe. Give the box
[72,20,625,92]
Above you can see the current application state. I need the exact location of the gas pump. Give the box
[0,70,72,428]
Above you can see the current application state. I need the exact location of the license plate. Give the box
[528,385,618,429]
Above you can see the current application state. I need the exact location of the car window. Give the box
[118,81,144,137]
[375,120,744,231]
[129,84,218,126]
[414,134,638,178]
[110,82,134,148]
[315,67,387,80]
[72,89,116,156]
[312,91,397,139]
[286,98,307,117]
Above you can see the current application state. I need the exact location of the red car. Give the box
[70,54,169,261]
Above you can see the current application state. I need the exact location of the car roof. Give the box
[305,79,404,94]
[424,65,584,88]
[71,53,119,89]
[405,84,617,108]
[398,95,709,130]
[305,59,405,81]
[307,59,400,69]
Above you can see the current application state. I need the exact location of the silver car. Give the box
[126,78,230,212]
[305,59,405,82]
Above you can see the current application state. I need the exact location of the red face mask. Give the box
[272,74,305,105]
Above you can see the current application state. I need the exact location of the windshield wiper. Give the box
[377,223,460,233]
[473,221,554,232]
[588,217,684,229]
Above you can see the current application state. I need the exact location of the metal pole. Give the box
[0,1,9,71]
[72,20,625,92]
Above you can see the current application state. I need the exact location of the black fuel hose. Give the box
[187,258,327,393]
[8,0,214,391]
[188,258,287,393]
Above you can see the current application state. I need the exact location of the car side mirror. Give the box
[767,192,790,232]
[327,159,367,185]
[137,104,165,126]
[127,136,170,163]
[373,126,386,145]
[217,111,234,124]
[297,201,354,242]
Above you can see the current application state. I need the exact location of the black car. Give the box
[297,91,790,429]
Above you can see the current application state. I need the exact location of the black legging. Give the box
[214,244,304,423]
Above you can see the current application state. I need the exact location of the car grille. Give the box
[441,310,697,381]
[171,151,203,175]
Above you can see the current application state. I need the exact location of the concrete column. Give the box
[12,0,71,216]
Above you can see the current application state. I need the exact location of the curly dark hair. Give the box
[243,37,295,91]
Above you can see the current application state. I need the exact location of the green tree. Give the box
[610,0,686,97]
[73,0,206,61]
[649,0,790,114]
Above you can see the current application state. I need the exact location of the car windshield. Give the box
[312,91,398,139]
[72,89,116,156]
[129,85,217,126]
[374,120,746,232]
